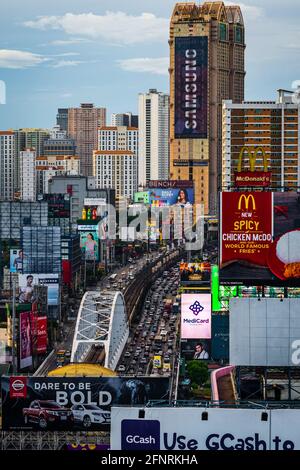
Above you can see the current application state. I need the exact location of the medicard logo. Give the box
[189,300,204,316]
[121,419,160,450]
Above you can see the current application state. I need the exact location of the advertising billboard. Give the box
[181,339,210,361]
[180,262,210,286]
[234,146,271,188]
[111,407,275,450]
[18,274,59,306]
[1,377,169,431]
[230,298,300,367]
[220,192,300,286]
[78,223,100,261]
[37,317,47,354]
[181,294,211,339]
[10,249,25,273]
[211,315,229,362]
[19,312,32,369]
[148,180,194,189]
[133,192,150,204]
[174,36,208,139]
[149,187,194,207]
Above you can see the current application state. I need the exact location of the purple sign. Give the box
[175,36,208,139]
[121,419,160,450]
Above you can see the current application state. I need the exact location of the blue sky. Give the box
[0,0,299,129]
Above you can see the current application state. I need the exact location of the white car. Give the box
[71,404,110,428]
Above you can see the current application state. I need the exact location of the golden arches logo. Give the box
[238,194,256,211]
[237,146,268,172]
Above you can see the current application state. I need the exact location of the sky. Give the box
[0,0,299,129]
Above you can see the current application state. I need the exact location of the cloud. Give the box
[52,52,80,57]
[24,11,169,45]
[118,57,169,75]
[49,38,90,46]
[224,2,263,20]
[0,49,47,69]
[50,60,83,68]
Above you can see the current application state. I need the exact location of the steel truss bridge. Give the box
[71,290,129,370]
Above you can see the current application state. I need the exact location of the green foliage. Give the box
[187,360,209,387]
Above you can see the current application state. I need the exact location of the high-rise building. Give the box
[138,89,170,186]
[20,149,36,201]
[93,150,137,199]
[36,155,80,194]
[68,103,106,177]
[0,131,15,200]
[169,2,245,213]
[98,125,138,155]
[56,108,69,132]
[14,128,50,192]
[111,113,138,128]
[222,89,300,190]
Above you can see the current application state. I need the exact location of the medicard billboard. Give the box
[230,298,300,367]
[18,274,59,306]
[111,407,300,450]
[1,376,169,431]
[220,192,300,285]
[174,36,208,139]
[181,294,211,339]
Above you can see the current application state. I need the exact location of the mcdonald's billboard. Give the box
[220,192,300,285]
[234,147,271,187]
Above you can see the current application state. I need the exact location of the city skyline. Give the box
[0,0,300,129]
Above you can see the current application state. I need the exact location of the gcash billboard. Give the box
[111,407,300,450]
[181,294,211,339]
[220,191,300,285]
[1,377,169,431]
[174,37,208,139]
[230,298,300,367]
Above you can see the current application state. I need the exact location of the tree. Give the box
[187,360,209,387]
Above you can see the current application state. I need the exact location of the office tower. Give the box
[68,103,106,177]
[169,2,245,213]
[20,149,36,201]
[93,150,137,199]
[138,89,170,186]
[0,131,15,200]
[56,108,69,132]
[111,112,138,127]
[43,128,76,157]
[22,226,61,274]
[36,155,80,194]
[222,89,300,190]
[14,128,50,191]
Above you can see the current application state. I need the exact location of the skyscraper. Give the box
[138,89,170,187]
[0,131,15,200]
[169,2,245,213]
[56,108,69,132]
[111,112,138,127]
[68,103,106,177]
[20,149,36,201]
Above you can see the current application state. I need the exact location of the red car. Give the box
[23,400,74,429]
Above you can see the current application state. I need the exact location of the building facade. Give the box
[36,155,80,194]
[98,126,138,154]
[20,149,36,201]
[68,103,106,177]
[0,131,15,200]
[111,113,138,127]
[93,150,137,199]
[138,89,170,186]
[169,2,245,213]
[56,108,69,132]
[222,90,300,189]
[43,126,76,156]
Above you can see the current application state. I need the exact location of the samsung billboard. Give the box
[174,36,208,139]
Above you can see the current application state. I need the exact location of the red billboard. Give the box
[37,317,47,354]
[19,311,32,369]
[220,192,300,286]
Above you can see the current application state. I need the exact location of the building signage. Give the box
[181,294,211,339]
[234,147,271,187]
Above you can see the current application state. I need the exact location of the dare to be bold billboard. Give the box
[174,36,208,139]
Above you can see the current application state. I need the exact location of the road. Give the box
[117,265,181,377]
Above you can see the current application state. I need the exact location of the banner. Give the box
[18,274,59,305]
[37,317,47,354]
[220,192,300,285]
[181,294,211,339]
[1,377,169,431]
[19,312,32,369]
[175,36,208,139]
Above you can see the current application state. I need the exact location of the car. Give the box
[71,404,110,428]
[124,352,131,358]
[23,400,74,429]
[140,358,147,364]
[118,365,126,372]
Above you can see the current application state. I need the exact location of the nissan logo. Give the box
[11,379,25,392]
